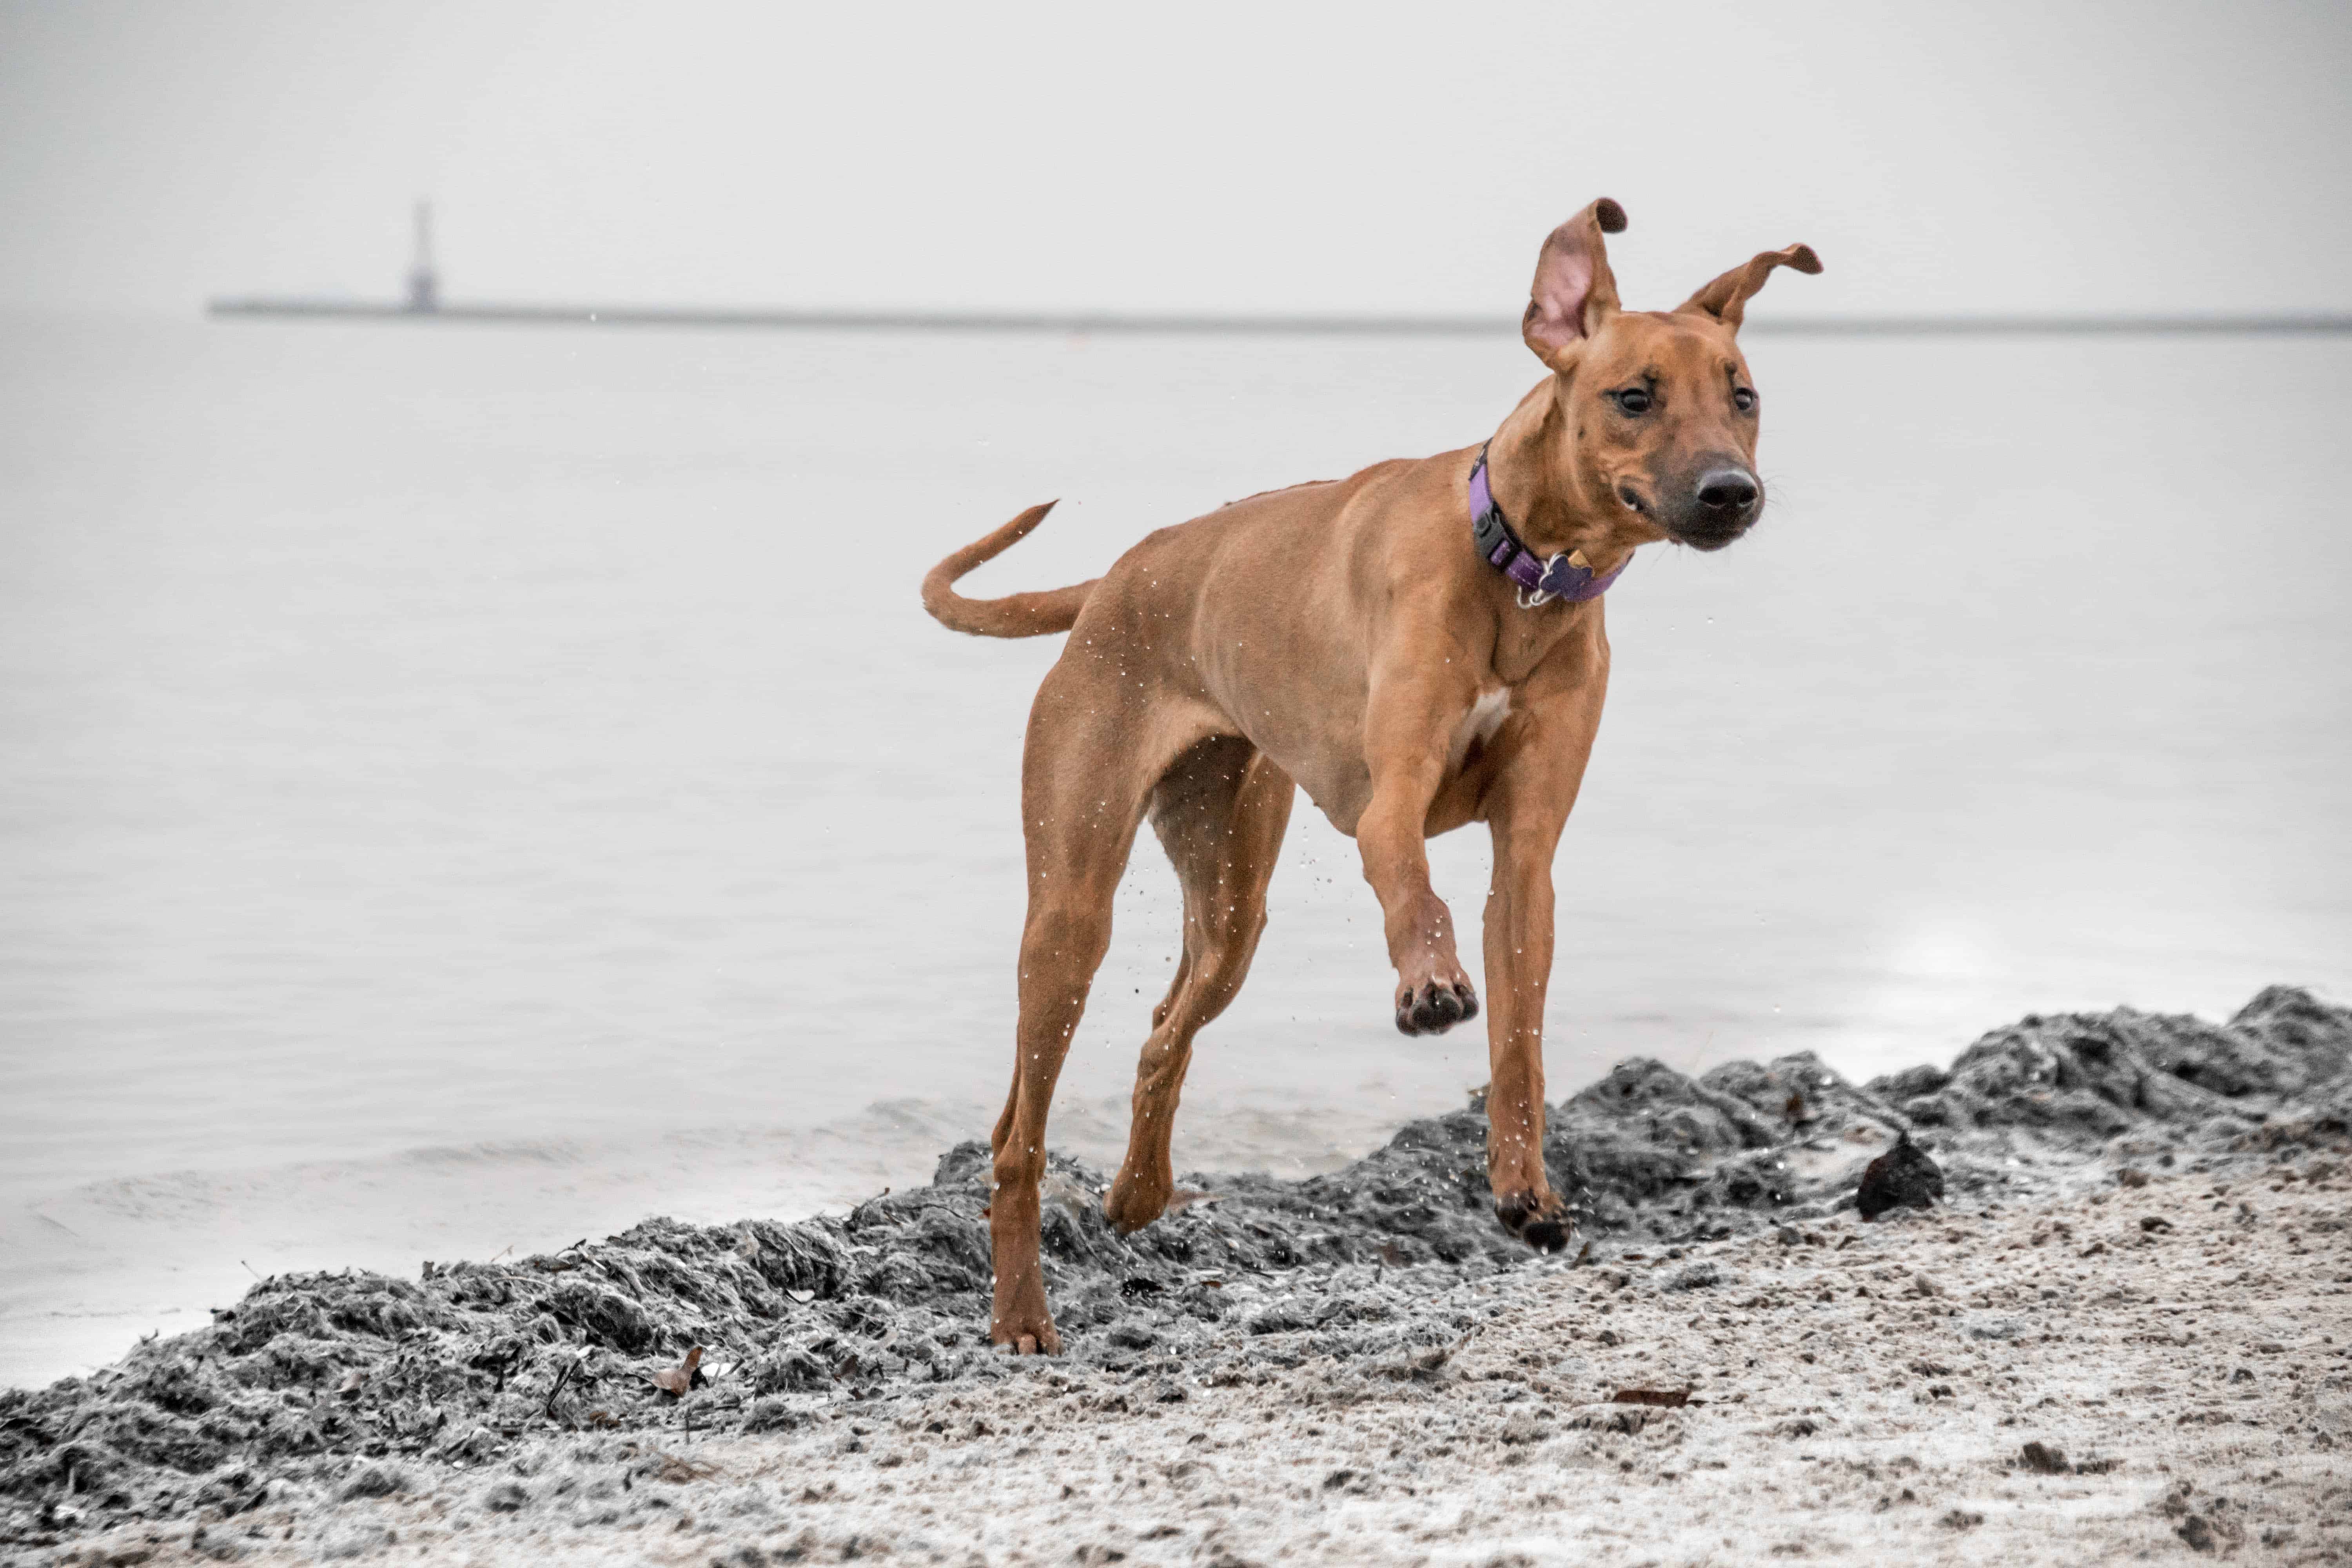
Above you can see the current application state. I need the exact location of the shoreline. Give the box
[4,985,2347,1564]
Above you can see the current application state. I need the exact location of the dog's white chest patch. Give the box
[1448,688,1512,771]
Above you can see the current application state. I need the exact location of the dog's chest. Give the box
[1446,688,1513,772]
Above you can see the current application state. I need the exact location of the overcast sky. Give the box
[4,0,2348,318]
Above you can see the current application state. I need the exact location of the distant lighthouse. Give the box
[405,201,440,313]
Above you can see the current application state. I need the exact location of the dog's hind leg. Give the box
[1104,738,1294,1235]
[987,662,1192,1354]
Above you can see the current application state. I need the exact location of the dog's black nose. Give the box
[1695,468,1760,514]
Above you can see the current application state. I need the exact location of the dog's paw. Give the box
[1494,1192,1576,1254]
[1103,1168,1169,1235]
[1394,979,1479,1036]
[989,1270,1064,1356]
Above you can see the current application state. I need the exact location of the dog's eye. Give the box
[1612,388,1652,415]
[1733,388,1757,413]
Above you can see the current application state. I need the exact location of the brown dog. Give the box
[922,199,1819,1354]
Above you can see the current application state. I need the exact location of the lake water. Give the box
[2,311,2346,1387]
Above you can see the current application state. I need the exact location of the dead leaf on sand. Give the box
[651,1451,719,1484]
[1165,1188,1221,1215]
[1040,1172,1097,1221]
[649,1346,704,1398]
[1611,1387,1694,1408]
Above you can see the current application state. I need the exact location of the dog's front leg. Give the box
[1358,663,1481,1035]
[1482,799,1573,1250]
[1475,673,1604,1251]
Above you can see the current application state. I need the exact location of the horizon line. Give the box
[205,298,2352,338]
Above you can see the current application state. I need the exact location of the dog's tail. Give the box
[920,501,1098,638]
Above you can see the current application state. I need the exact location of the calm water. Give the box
[2,312,2346,1384]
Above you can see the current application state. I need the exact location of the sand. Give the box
[19,1172,2350,1566]
[7,987,2349,1565]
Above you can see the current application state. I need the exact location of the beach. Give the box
[7,986,2347,1564]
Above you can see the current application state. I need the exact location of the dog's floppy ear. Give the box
[1678,243,1822,330]
[1522,198,1627,369]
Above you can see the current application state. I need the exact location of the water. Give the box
[2,311,2346,1386]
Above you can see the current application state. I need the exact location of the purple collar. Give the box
[1469,445,1629,607]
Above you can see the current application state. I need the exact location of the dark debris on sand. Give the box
[3,986,2347,1546]
[1856,1133,1946,1220]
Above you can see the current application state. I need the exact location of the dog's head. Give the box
[1521,199,1820,552]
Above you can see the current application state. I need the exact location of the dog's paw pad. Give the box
[1397,980,1478,1035]
[1520,1217,1573,1254]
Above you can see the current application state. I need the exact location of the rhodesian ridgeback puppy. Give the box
[922,199,1820,1354]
